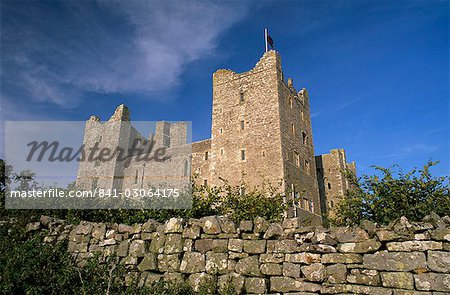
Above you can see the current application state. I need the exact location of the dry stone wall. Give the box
[29,214,450,294]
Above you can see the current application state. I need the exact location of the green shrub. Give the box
[333,161,450,226]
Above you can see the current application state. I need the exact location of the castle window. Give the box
[301,110,304,121]
[291,123,295,137]
[135,170,138,184]
[240,120,245,130]
[328,183,332,190]
[294,151,300,167]
[220,148,224,155]
[163,136,170,147]
[330,200,334,208]
[219,128,223,134]
[204,179,208,186]
[262,151,266,157]
[305,160,310,174]
[302,132,307,144]
[309,199,314,212]
[241,149,246,161]
[204,151,208,160]
[289,97,293,109]
[183,160,189,177]
[240,92,244,103]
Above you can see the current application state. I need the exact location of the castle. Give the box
[76,50,355,222]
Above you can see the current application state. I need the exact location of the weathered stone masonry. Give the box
[29,214,450,294]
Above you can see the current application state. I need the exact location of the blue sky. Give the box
[1,0,448,177]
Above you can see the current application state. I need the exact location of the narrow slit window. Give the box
[240,92,244,103]
[240,120,245,130]
[241,149,246,161]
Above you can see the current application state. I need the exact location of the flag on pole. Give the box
[264,28,274,52]
[266,34,274,48]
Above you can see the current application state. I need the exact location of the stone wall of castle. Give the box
[316,149,356,219]
[27,214,450,294]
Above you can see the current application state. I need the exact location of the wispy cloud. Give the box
[311,92,372,118]
[385,143,440,159]
[1,0,247,108]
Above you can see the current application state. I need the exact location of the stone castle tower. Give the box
[315,149,356,219]
[192,50,321,222]
[76,50,355,223]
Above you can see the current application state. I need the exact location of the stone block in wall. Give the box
[260,253,285,264]
[285,253,321,264]
[263,223,284,239]
[179,252,205,273]
[245,277,267,294]
[431,228,450,241]
[218,216,236,234]
[269,277,321,293]
[195,239,214,253]
[201,216,221,234]
[122,255,138,265]
[164,234,183,254]
[427,251,450,273]
[129,240,146,257]
[188,272,216,293]
[229,252,248,260]
[386,241,442,252]
[212,239,228,252]
[321,253,362,264]
[380,271,414,289]
[301,263,326,282]
[228,239,243,252]
[218,273,244,294]
[333,227,369,243]
[254,217,269,233]
[137,254,158,271]
[206,252,228,274]
[142,219,160,233]
[182,225,201,239]
[117,240,130,257]
[91,223,106,240]
[311,231,337,245]
[140,272,163,288]
[243,240,266,254]
[157,254,180,272]
[363,251,426,271]
[325,264,347,284]
[414,273,450,292]
[75,222,93,235]
[347,269,380,286]
[164,218,184,233]
[282,262,301,278]
[337,239,381,253]
[164,272,184,285]
[260,263,283,276]
[299,244,337,253]
[118,224,134,233]
[235,255,261,276]
[149,233,165,254]
[241,233,260,240]
[98,238,116,247]
[267,240,301,253]
[376,229,402,242]
[239,220,253,232]
[346,284,392,295]
[392,290,432,295]
[282,218,301,229]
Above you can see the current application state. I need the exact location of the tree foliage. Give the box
[333,161,450,226]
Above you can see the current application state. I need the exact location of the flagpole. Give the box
[264,28,268,53]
